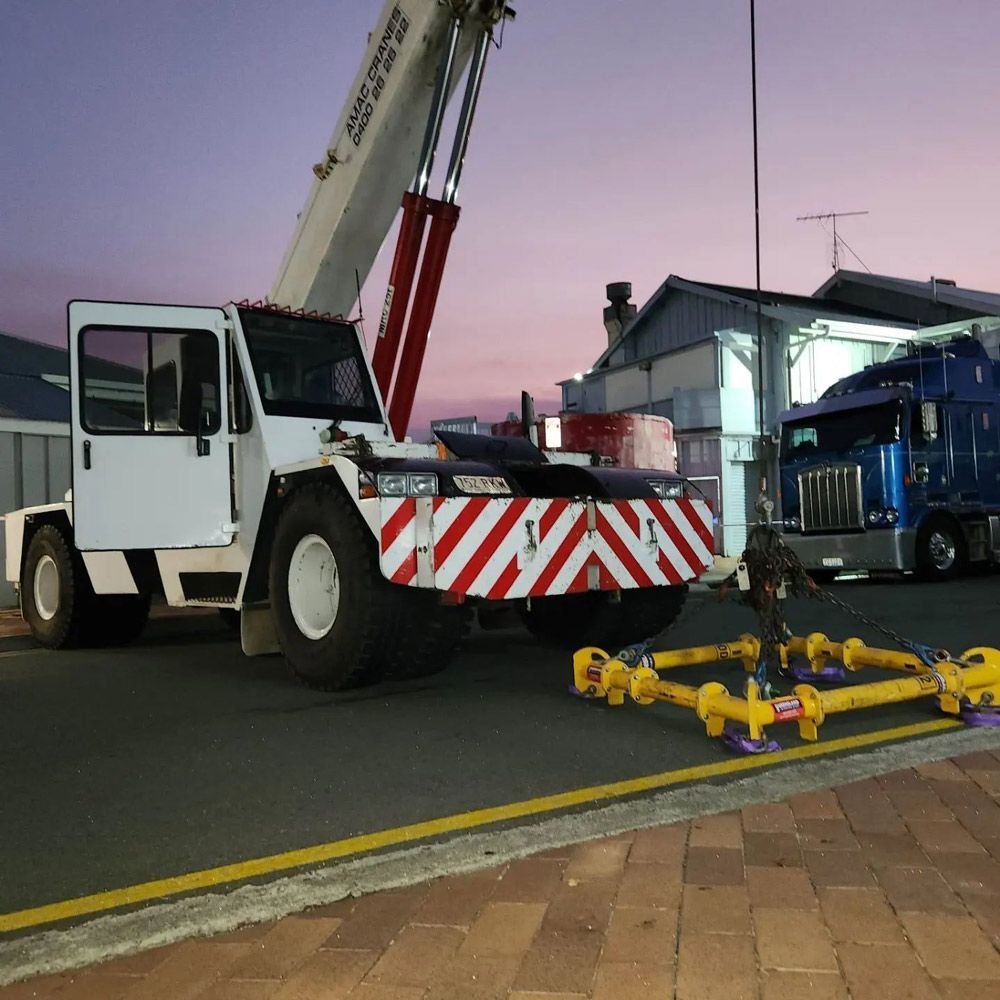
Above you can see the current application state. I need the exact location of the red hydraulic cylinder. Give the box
[371,191,432,401]
[387,200,461,440]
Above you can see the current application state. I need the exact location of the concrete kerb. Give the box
[2,725,999,986]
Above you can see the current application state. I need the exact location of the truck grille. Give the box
[798,464,864,533]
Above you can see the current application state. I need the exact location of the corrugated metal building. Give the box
[559,272,999,557]
[0,332,76,605]
[0,330,136,606]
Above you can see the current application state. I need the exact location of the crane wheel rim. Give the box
[927,530,957,571]
[33,554,60,621]
[287,534,340,640]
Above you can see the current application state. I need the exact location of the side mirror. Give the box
[920,402,939,441]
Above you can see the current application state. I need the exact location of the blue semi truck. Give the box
[778,334,1000,581]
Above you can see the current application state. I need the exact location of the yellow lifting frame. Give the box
[572,632,1000,745]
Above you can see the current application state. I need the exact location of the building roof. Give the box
[814,270,1000,318]
[572,274,915,381]
[0,329,71,377]
[0,373,72,422]
[0,329,134,423]
[694,279,918,323]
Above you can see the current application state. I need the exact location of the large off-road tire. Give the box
[915,515,966,582]
[521,585,688,651]
[381,590,472,681]
[269,483,397,690]
[22,524,151,648]
[21,524,91,648]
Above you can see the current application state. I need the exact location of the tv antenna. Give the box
[796,210,870,272]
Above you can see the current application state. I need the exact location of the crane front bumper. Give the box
[379,496,714,599]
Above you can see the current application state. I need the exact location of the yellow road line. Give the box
[0,717,959,933]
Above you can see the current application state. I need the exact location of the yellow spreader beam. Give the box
[572,633,1000,746]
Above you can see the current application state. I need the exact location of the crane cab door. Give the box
[69,301,234,551]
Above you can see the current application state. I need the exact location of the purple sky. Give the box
[3,0,998,433]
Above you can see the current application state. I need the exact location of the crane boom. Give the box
[270,0,501,317]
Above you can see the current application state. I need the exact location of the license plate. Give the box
[821,557,844,567]
[452,475,511,495]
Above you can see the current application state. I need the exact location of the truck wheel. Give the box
[521,586,687,651]
[916,516,966,582]
[382,590,472,680]
[269,483,390,690]
[21,524,90,648]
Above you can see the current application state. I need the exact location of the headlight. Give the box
[408,473,438,496]
[648,479,684,499]
[885,507,899,525]
[358,472,378,500]
[376,472,439,497]
[782,515,800,531]
[377,473,408,496]
[867,509,882,526]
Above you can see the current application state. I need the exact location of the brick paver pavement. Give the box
[0,610,29,639]
[4,750,1000,999]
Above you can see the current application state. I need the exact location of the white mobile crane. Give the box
[3,1,714,688]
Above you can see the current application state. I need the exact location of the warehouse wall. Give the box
[0,421,71,607]
[602,341,717,412]
[606,285,759,365]
[787,334,893,405]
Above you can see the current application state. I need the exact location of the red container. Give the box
[491,411,676,472]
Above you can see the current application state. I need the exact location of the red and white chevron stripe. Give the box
[379,496,713,600]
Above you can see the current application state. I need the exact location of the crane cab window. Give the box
[79,327,221,435]
[238,308,381,423]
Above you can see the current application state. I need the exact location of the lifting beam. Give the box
[572,632,1000,752]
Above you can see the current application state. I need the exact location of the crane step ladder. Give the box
[571,632,1000,754]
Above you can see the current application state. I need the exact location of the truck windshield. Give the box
[781,401,902,460]
[238,309,382,423]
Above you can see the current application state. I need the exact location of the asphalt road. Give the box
[1,574,998,923]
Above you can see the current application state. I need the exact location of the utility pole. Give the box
[749,3,763,447]
[749,0,771,517]
[797,210,870,271]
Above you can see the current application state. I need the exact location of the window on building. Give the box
[80,327,221,435]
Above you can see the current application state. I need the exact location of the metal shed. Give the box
[560,276,921,557]
[0,330,135,606]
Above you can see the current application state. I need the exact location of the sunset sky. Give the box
[3,0,998,432]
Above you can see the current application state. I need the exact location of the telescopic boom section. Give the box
[270,0,507,439]
[384,26,493,439]
[370,13,462,399]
